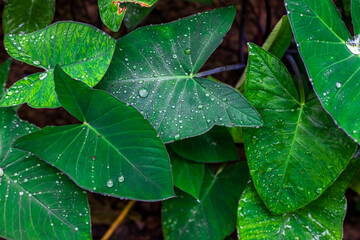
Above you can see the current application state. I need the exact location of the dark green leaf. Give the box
[169,149,205,199]
[13,66,174,201]
[163,162,249,240]
[228,127,243,143]
[123,3,156,30]
[170,126,238,163]
[3,0,55,35]
[237,158,360,239]
[0,59,12,98]
[352,0,360,34]
[0,108,91,240]
[96,7,262,143]
[285,0,360,143]
[244,43,356,214]
[1,22,116,108]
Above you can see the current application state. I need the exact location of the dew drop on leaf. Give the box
[138,88,149,98]
[174,133,181,141]
[0,168,3,177]
[172,54,177,59]
[198,104,204,110]
[335,82,342,89]
[184,49,191,55]
[346,34,360,54]
[118,175,125,183]
[106,179,114,187]
[222,97,227,102]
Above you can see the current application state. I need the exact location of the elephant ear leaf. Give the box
[13,65,174,201]
[96,7,262,143]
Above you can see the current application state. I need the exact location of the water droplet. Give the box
[184,49,191,55]
[222,97,227,102]
[335,82,342,89]
[174,133,181,141]
[172,54,177,59]
[92,156,96,160]
[19,192,24,196]
[316,188,322,194]
[198,104,204,110]
[39,72,47,80]
[138,88,149,98]
[132,65,137,70]
[118,175,125,183]
[33,60,40,65]
[0,168,3,177]
[346,34,360,54]
[266,168,273,173]
[106,179,114,187]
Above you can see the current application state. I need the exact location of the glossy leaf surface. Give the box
[163,162,249,240]
[0,108,91,240]
[285,0,360,143]
[0,59,12,98]
[1,22,116,108]
[237,158,360,240]
[169,149,204,199]
[170,126,238,163]
[3,0,55,35]
[244,44,356,214]
[96,7,262,143]
[13,66,173,201]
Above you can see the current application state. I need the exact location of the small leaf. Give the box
[0,59,12,98]
[244,43,357,214]
[1,22,116,108]
[162,162,249,240]
[96,7,262,143]
[352,0,360,34]
[169,148,205,199]
[0,108,91,240]
[13,66,173,201]
[237,158,360,240]
[170,126,238,163]
[3,0,55,35]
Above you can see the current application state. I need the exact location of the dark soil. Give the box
[0,0,359,239]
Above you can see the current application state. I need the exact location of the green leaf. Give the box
[1,22,116,108]
[99,0,157,32]
[237,158,360,240]
[0,108,91,240]
[2,0,55,35]
[228,127,244,143]
[352,0,360,34]
[0,59,12,98]
[244,43,357,214]
[123,3,156,30]
[350,169,360,195]
[170,126,238,163]
[162,162,249,240]
[169,149,204,199]
[96,7,262,143]
[285,0,360,143]
[13,66,173,201]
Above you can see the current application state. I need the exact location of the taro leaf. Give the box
[169,149,204,199]
[96,7,262,143]
[3,0,55,35]
[285,0,360,143]
[123,3,156,30]
[0,108,91,240]
[0,22,116,108]
[99,0,157,32]
[170,126,238,163]
[13,66,173,201]
[0,59,12,98]
[244,43,356,214]
[352,0,360,34]
[237,157,360,240]
[162,162,249,240]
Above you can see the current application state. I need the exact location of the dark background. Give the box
[0,0,359,239]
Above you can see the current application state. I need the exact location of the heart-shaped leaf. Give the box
[1,22,116,108]
[170,126,238,163]
[96,7,262,143]
[285,0,360,143]
[244,43,357,214]
[162,162,249,240]
[3,0,55,35]
[99,0,157,32]
[237,157,360,240]
[13,66,174,201]
[0,108,91,240]
[169,148,204,199]
[0,59,12,98]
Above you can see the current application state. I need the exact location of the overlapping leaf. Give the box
[96,7,262,143]
[1,22,116,108]
[3,0,55,35]
[285,0,360,143]
[0,60,12,98]
[0,108,91,240]
[123,3,156,30]
[14,66,173,201]
[244,44,356,214]
[352,0,360,34]
[170,126,238,163]
[162,163,249,240]
[237,158,360,239]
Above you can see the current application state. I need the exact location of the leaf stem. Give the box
[286,54,305,104]
[195,64,246,78]
[101,200,136,240]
